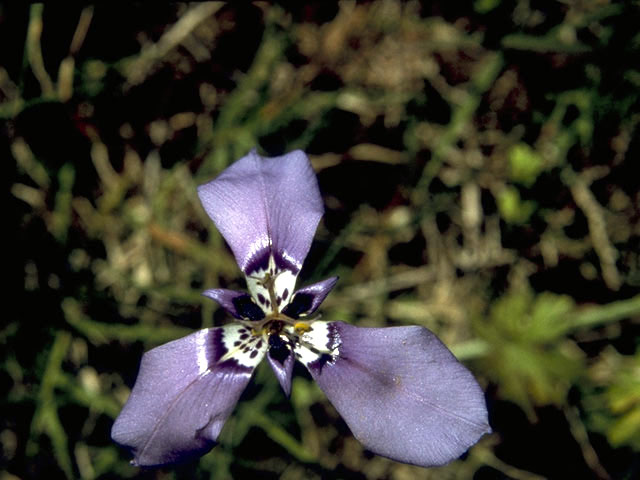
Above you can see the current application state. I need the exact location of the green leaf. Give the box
[478,288,583,418]
[605,355,640,448]
[497,186,537,224]
[508,143,545,187]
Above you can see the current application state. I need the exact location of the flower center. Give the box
[245,255,298,315]
[235,271,314,342]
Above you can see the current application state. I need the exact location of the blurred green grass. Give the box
[3,2,639,479]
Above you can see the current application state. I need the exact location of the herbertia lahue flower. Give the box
[111,149,490,467]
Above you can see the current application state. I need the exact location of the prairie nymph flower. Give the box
[111,150,490,467]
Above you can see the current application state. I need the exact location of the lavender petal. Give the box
[197,150,323,276]
[111,325,267,466]
[303,322,491,467]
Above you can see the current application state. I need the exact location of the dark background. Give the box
[2,2,639,479]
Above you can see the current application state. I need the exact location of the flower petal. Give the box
[281,277,338,319]
[266,334,295,396]
[197,150,323,276]
[203,289,265,321]
[298,322,490,467]
[111,325,267,466]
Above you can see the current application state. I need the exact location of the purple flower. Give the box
[111,149,490,467]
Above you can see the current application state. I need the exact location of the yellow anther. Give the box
[294,322,311,334]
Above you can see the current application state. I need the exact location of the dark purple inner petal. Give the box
[281,293,314,319]
[283,277,338,318]
[202,289,251,319]
[268,334,291,365]
[266,336,295,396]
[231,295,265,321]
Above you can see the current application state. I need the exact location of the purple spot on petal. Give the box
[327,323,341,350]
[218,358,253,374]
[282,288,289,301]
[244,250,270,276]
[207,329,227,364]
[250,350,258,359]
[308,353,334,373]
[274,255,299,274]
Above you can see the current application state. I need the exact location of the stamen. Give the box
[249,268,285,315]
[294,322,311,334]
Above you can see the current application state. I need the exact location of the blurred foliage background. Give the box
[2,2,640,479]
